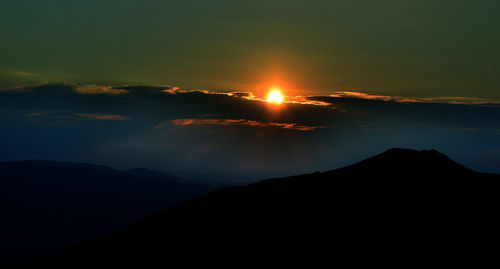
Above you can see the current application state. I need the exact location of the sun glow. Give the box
[267,89,284,104]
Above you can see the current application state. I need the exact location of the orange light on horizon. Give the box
[266,89,284,104]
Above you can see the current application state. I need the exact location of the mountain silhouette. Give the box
[0,160,216,261]
[122,167,180,180]
[35,149,500,266]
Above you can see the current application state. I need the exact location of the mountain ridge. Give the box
[122,167,176,179]
[36,148,500,266]
[0,160,217,261]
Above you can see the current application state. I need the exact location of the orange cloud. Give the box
[166,118,325,131]
[163,88,253,98]
[285,96,332,106]
[163,88,331,107]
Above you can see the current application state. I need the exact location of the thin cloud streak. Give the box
[77,113,129,121]
[330,91,393,101]
[329,91,500,105]
[164,118,326,131]
[75,85,129,95]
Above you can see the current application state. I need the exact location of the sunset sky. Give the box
[1,1,500,180]
[2,0,500,98]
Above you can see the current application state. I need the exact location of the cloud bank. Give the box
[1,82,500,179]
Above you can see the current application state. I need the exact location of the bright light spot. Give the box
[267,89,284,104]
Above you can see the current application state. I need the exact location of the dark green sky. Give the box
[1,0,500,98]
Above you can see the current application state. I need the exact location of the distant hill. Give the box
[122,167,180,180]
[0,160,217,261]
[38,149,500,266]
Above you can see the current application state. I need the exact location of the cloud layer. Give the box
[1,83,500,179]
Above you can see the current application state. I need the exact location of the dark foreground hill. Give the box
[34,149,500,266]
[0,161,216,261]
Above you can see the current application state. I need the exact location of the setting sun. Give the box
[267,89,284,104]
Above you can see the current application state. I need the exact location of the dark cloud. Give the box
[320,91,500,105]
[114,85,178,96]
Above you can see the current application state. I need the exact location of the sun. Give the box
[267,89,284,104]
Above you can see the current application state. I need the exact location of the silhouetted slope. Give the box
[251,148,477,191]
[40,149,500,266]
[0,161,216,261]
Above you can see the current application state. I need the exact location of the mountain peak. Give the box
[380,148,446,158]
[345,148,469,175]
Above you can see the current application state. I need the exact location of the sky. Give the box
[1,1,500,181]
[2,0,500,98]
